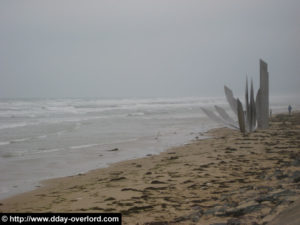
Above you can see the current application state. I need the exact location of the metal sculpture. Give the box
[202,59,269,133]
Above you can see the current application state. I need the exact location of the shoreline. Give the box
[0,124,214,201]
[1,112,300,224]
[0,115,218,201]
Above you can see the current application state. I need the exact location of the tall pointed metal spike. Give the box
[259,59,269,129]
[250,79,256,130]
[256,88,262,128]
[245,76,250,131]
[237,98,246,134]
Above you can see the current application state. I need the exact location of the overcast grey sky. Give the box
[0,0,299,98]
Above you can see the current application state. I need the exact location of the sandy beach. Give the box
[1,112,300,225]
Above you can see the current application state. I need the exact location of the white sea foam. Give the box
[0,122,32,130]
[35,148,62,154]
[10,138,30,143]
[69,144,99,150]
[37,135,47,139]
[0,141,10,146]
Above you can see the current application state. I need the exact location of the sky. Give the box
[0,0,299,98]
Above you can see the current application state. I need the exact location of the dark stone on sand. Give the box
[255,195,274,204]
[163,197,177,202]
[204,205,227,216]
[277,174,288,180]
[144,222,169,225]
[240,185,254,191]
[227,218,241,225]
[122,205,154,215]
[110,176,126,182]
[236,178,247,183]
[104,197,115,201]
[191,199,208,204]
[151,180,166,184]
[292,159,300,166]
[256,185,273,192]
[174,210,203,223]
[225,147,237,151]
[219,198,239,208]
[121,188,141,192]
[144,186,168,191]
[290,171,300,183]
[272,189,296,198]
[218,182,230,188]
[290,153,300,166]
[168,156,179,160]
[182,179,193,184]
[256,190,296,204]
[273,170,288,180]
[223,202,261,217]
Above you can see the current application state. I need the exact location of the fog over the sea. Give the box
[0,0,299,98]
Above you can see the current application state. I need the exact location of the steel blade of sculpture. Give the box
[202,107,238,130]
[214,105,238,128]
[256,88,262,128]
[237,98,246,133]
[250,79,256,131]
[241,77,257,132]
[245,77,250,131]
[224,86,238,115]
[257,59,269,129]
[201,107,227,125]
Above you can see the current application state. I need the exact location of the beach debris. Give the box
[226,218,242,225]
[202,59,270,133]
[107,148,119,152]
[291,171,300,183]
[110,176,126,182]
[143,221,170,225]
[151,180,166,184]
[174,210,203,223]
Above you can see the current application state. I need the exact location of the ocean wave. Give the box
[0,141,10,146]
[0,97,227,117]
[0,122,36,130]
[69,144,99,150]
[35,148,63,154]
[127,112,145,117]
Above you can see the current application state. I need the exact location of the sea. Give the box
[0,95,299,199]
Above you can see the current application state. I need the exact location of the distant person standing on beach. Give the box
[288,105,292,115]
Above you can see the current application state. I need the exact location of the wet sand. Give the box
[1,112,300,225]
